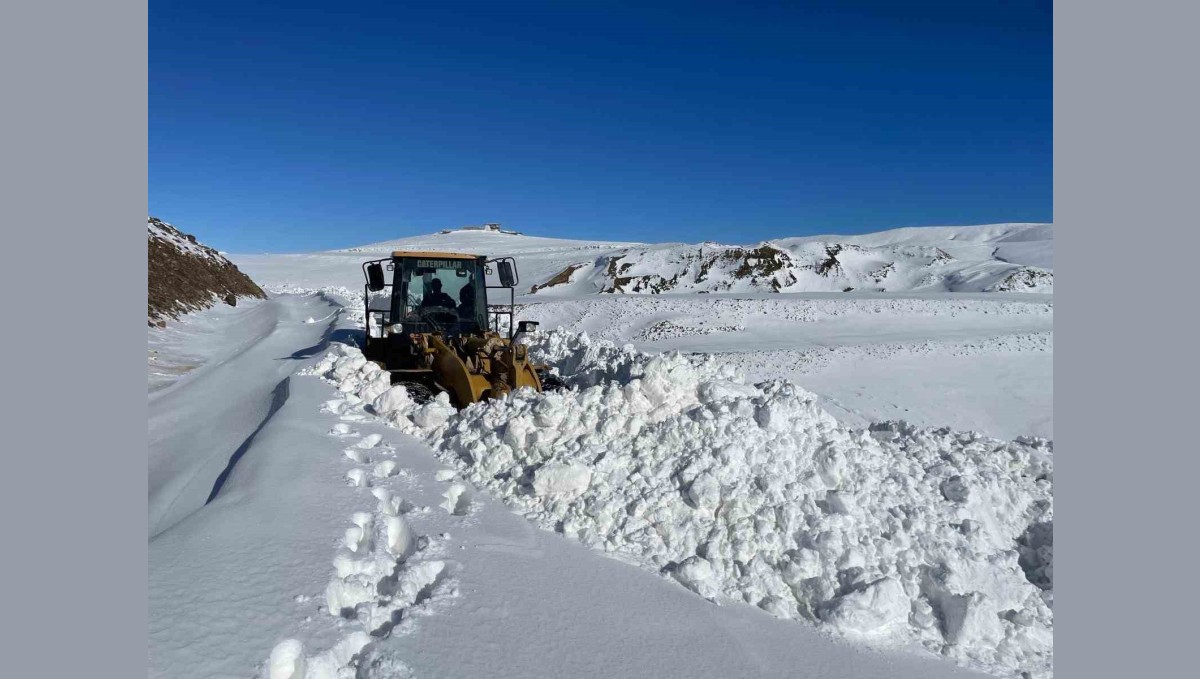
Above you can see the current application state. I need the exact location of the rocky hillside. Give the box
[531,223,1053,295]
[148,217,266,326]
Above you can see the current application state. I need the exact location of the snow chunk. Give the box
[674,557,719,600]
[384,516,416,561]
[372,460,398,479]
[818,578,909,639]
[371,385,412,416]
[345,468,369,487]
[441,483,471,516]
[355,434,383,449]
[268,639,305,679]
[532,463,592,499]
[412,394,455,430]
[304,632,371,679]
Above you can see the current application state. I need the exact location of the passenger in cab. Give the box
[457,285,477,320]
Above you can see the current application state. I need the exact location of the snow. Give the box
[150,222,1053,679]
[532,462,593,499]
[819,577,910,637]
[440,482,471,515]
[268,639,305,679]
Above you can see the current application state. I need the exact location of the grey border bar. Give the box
[1,1,147,677]
[1058,0,1195,676]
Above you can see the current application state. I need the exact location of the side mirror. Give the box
[497,261,516,288]
[516,320,539,334]
[366,263,385,291]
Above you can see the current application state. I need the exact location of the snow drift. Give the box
[305,331,1053,678]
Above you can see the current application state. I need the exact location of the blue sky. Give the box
[150,1,1051,253]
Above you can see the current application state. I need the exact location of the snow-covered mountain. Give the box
[334,222,1052,297]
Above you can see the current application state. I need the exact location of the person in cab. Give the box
[420,278,456,309]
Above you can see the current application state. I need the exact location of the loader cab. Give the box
[394,254,488,336]
[361,251,520,366]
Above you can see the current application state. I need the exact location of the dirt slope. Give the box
[148,217,266,325]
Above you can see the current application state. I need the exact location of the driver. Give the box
[420,278,456,309]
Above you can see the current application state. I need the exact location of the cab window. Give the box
[399,259,485,333]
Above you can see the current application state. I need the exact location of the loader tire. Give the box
[398,381,434,404]
[540,373,566,392]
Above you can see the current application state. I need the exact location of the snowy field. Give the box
[150,224,1052,678]
[512,294,1052,440]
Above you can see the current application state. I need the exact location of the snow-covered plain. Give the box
[150,224,1052,678]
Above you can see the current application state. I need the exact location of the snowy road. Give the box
[148,293,339,538]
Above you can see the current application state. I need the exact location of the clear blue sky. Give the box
[150,1,1051,253]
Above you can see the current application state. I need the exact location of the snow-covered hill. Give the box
[320,222,1052,297]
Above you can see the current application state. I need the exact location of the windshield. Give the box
[397,257,486,334]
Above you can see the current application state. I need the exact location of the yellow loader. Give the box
[360,251,561,407]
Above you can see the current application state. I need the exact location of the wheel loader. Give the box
[360,251,560,407]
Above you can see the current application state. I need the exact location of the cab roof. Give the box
[391,250,482,260]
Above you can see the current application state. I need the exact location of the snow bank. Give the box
[306,331,1053,678]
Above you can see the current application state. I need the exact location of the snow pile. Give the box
[306,331,1054,678]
